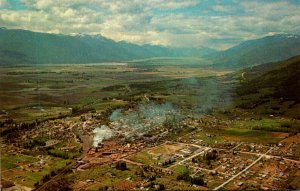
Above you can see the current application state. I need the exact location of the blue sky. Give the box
[1,0,299,49]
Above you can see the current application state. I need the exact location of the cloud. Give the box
[149,0,199,10]
[211,5,237,13]
[0,0,10,9]
[1,0,299,50]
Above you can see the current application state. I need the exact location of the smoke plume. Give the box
[109,102,182,133]
[92,125,114,147]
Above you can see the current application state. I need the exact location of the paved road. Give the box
[213,147,273,190]
[239,151,300,164]
[167,147,210,169]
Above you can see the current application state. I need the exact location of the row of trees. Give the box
[23,138,46,149]
[47,147,82,159]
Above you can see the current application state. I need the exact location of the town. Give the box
[1,103,300,190]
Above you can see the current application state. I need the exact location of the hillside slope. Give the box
[233,55,300,117]
[207,34,300,69]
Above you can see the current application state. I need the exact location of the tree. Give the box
[158,184,165,190]
[176,170,190,181]
[191,177,205,186]
[44,178,72,191]
[204,149,218,160]
[116,161,127,171]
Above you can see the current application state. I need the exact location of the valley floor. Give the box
[1,58,300,190]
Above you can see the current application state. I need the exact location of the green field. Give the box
[1,153,71,187]
[1,154,38,171]
[0,59,231,123]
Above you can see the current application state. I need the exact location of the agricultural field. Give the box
[0,59,231,124]
[1,152,71,188]
[178,126,288,145]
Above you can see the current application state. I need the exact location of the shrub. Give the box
[116,161,127,171]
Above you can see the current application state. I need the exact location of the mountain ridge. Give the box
[206,34,300,69]
[0,28,215,65]
[233,55,300,118]
[1,28,300,67]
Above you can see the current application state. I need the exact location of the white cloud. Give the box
[149,0,199,10]
[1,0,299,49]
[0,0,8,8]
[211,5,236,13]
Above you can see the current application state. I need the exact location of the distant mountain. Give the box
[0,28,215,65]
[206,34,300,69]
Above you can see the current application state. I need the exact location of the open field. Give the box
[178,126,287,145]
[1,152,71,187]
[127,143,199,167]
[0,60,231,124]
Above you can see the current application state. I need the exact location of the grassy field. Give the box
[67,163,141,190]
[1,153,71,187]
[11,158,71,187]
[1,154,38,171]
[128,143,186,166]
[182,126,286,144]
[0,60,231,123]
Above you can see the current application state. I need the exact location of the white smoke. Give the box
[92,125,114,147]
[109,102,182,134]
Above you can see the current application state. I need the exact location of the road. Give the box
[239,151,300,164]
[120,158,144,166]
[191,165,229,177]
[230,142,243,151]
[213,147,273,190]
[36,150,88,191]
[167,147,210,169]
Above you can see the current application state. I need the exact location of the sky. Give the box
[0,0,299,50]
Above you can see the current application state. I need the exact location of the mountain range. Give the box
[0,28,215,65]
[1,28,300,69]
